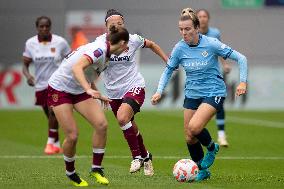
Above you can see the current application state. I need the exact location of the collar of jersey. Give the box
[37,34,52,42]
[187,34,202,47]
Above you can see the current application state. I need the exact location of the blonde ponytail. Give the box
[180,7,199,29]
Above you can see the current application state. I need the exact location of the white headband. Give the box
[105,15,124,22]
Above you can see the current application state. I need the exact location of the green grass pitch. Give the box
[0,110,283,189]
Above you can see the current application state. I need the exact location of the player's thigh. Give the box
[189,103,217,134]
[74,98,107,130]
[183,97,200,130]
[52,104,78,136]
[117,103,134,122]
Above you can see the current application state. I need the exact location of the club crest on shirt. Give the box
[93,48,103,58]
[52,94,58,102]
[50,47,56,53]
[201,51,208,57]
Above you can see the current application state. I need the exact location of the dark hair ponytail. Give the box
[107,25,129,45]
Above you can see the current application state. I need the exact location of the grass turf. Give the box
[0,110,283,189]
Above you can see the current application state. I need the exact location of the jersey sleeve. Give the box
[132,34,146,49]
[61,38,71,57]
[211,38,233,60]
[23,41,32,58]
[83,47,104,64]
[228,50,248,82]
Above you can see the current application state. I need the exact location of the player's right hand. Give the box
[86,88,111,104]
[99,95,112,109]
[87,88,101,99]
[151,93,162,105]
[27,75,35,86]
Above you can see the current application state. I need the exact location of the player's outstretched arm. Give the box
[228,50,248,96]
[145,39,168,63]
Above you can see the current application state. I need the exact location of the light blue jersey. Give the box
[157,34,247,99]
[204,27,221,40]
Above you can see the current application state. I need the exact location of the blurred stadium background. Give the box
[1,0,284,110]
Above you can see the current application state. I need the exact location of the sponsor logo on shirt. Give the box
[35,56,55,62]
[184,61,208,67]
[93,48,103,58]
[110,55,130,62]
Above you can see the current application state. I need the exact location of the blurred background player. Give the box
[94,9,168,176]
[22,16,71,155]
[197,9,231,147]
[151,7,248,181]
[48,26,129,186]
[70,26,89,51]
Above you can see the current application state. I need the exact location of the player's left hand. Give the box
[236,82,247,96]
[151,93,162,105]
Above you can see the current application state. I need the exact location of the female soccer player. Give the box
[95,9,168,176]
[22,16,71,155]
[48,26,129,186]
[197,9,230,147]
[151,8,248,181]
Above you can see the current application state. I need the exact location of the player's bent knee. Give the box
[188,123,202,136]
[117,114,130,126]
[95,120,108,133]
[66,133,78,144]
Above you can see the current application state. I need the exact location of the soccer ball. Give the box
[173,159,199,182]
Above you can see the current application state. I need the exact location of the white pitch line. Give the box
[227,116,284,129]
[0,155,283,160]
[154,112,284,129]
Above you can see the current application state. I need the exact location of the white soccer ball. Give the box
[173,159,199,182]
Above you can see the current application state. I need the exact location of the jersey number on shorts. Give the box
[129,87,141,96]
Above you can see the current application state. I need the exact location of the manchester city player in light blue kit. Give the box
[151,8,248,181]
[197,9,231,147]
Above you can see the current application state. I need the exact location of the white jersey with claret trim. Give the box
[95,33,146,99]
[23,34,71,91]
[48,40,110,94]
